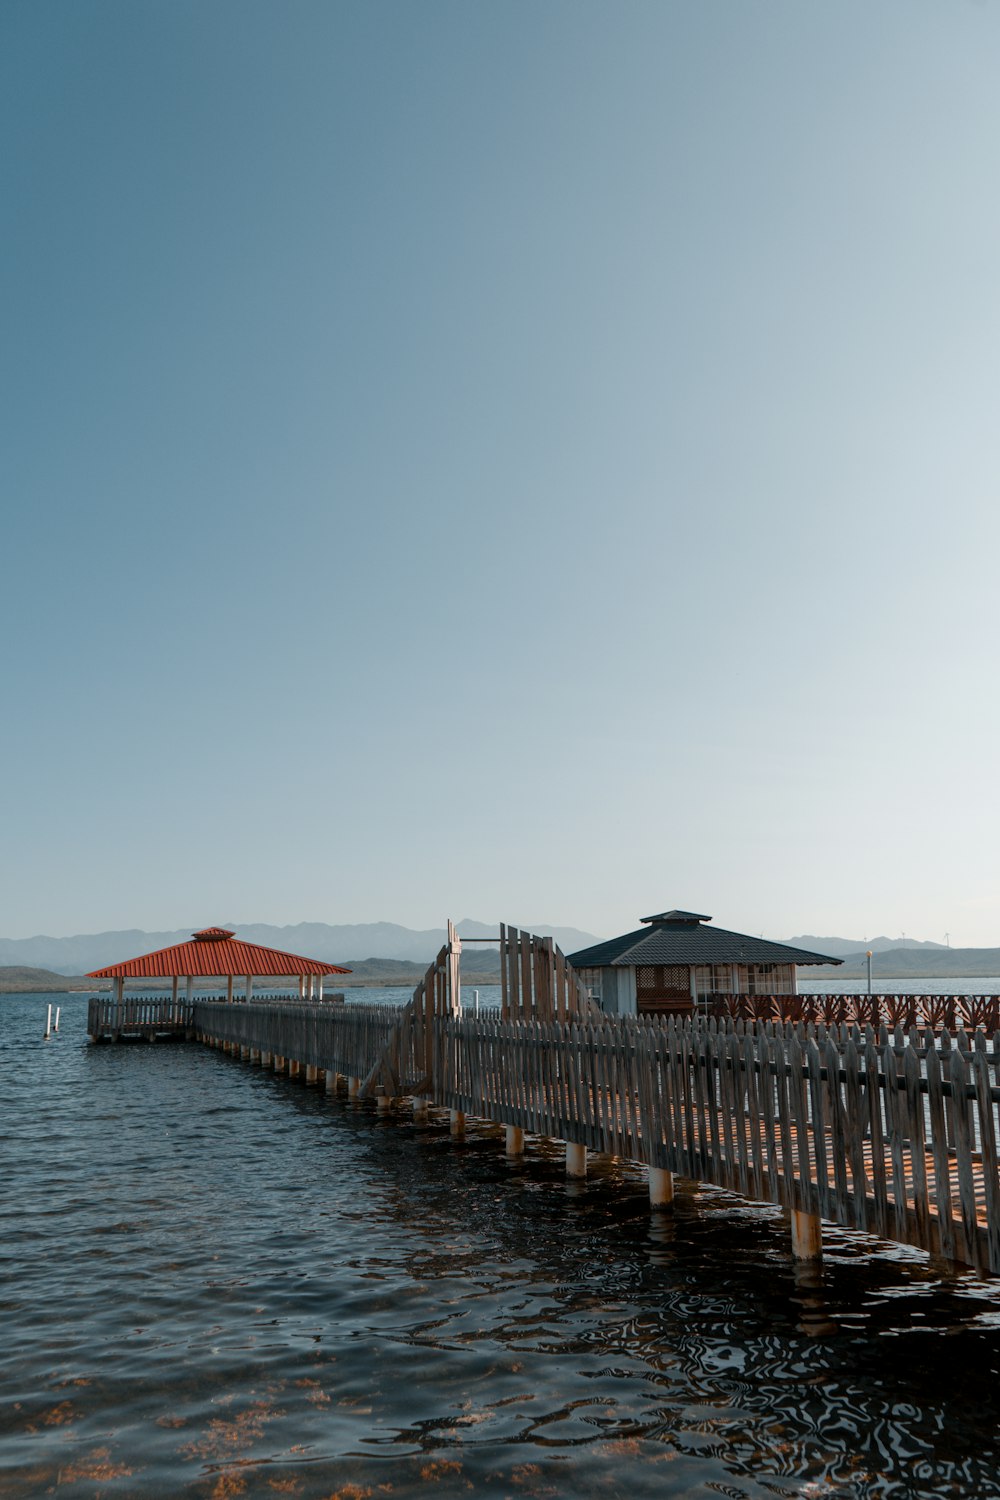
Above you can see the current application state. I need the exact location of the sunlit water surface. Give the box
[5,993,1000,1499]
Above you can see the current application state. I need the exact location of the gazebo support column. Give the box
[226,975,233,1005]
[171,976,178,1022]
[318,977,324,1001]
[245,975,252,1004]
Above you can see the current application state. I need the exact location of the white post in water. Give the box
[54,1007,61,1033]
[44,1004,52,1040]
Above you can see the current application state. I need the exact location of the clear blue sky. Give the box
[3,1,999,945]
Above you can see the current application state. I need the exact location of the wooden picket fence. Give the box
[357,921,599,1097]
[87,996,194,1040]
[435,1012,1000,1274]
[709,992,1000,1031]
[499,923,598,1021]
[192,1000,408,1085]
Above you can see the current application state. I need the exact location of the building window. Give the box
[694,965,732,999]
[577,968,602,1002]
[745,965,793,995]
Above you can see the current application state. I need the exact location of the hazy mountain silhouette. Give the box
[0,918,600,976]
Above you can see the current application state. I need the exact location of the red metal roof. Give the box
[87,928,352,979]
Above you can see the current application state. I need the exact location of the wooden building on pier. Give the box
[568,909,841,1017]
[88,926,351,1015]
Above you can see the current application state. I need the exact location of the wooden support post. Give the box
[348,1076,360,1098]
[318,976,324,1001]
[262,1051,272,1067]
[305,1065,319,1085]
[324,1070,337,1091]
[250,1048,260,1064]
[506,1125,524,1157]
[450,1109,466,1136]
[289,1060,301,1079]
[275,1055,286,1073]
[791,1209,823,1262]
[566,1142,587,1179]
[298,975,305,1000]
[648,1168,674,1209]
[377,1091,391,1113]
[186,977,194,1017]
[172,976,178,1021]
[413,1095,429,1117]
[226,975,233,1005]
[246,974,253,1004]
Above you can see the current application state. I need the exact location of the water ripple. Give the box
[4,994,1000,1497]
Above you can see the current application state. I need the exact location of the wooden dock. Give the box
[87,925,1000,1276]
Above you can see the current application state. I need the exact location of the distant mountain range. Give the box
[0,919,600,977]
[2,922,995,987]
[784,935,948,957]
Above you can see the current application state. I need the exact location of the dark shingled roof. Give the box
[567,911,842,969]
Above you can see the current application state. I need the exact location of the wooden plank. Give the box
[903,1042,930,1249]
[499,924,509,1019]
[950,1047,981,1269]
[973,1049,1000,1273]
[924,1043,956,1261]
[843,1038,869,1232]
[825,1037,850,1227]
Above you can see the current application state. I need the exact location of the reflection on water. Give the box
[4,994,1000,1498]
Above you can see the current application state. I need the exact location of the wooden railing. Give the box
[193,1000,404,1084]
[435,1012,1000,1274]
[359,922,600,1097]
[499,924,598,1021]
[707,993,1000,1031]
[87,997,194,1038]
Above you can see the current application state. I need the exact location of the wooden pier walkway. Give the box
[87,924,1000,1277]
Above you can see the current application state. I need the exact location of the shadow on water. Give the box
[4,995,1000,1497]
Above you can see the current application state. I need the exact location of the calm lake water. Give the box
[6,992,1000,1499]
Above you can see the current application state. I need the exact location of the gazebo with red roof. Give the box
[88,927,351,1013]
